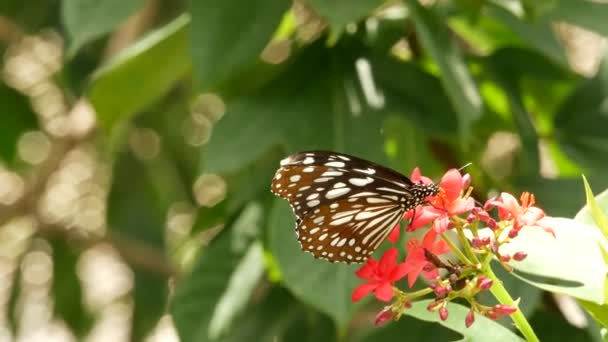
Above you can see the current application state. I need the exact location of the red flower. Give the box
[407,169,474,234]
[489,192,554,237]
[352,248,408,302]
[403,229,450,287]
[388,168,435,242]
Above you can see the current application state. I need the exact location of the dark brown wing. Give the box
[271,151,420,263]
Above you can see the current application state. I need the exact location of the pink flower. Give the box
[489,192,554,237]
[403,229,450,287]
[407,169,474,234]
[352,248,407,302]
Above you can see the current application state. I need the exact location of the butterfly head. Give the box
[411,182,440,206]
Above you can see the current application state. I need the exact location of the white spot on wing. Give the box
[325,161,345,167]
[306,193,319,200]
[307,199,320,207]
[349,177,374,186]
[326,187,351,199]
[303,157,315,164]
[303,166,315,173]
[290,175,301,182]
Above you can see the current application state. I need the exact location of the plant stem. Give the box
[485,264,539,342]
[441,233,471,264]
[456,226,480,264]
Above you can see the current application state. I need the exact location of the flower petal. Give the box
[355,259,379,280]
[388,263,409,282]
[351,282,378,302]
[378,248,399,274]
[374,282,394,302]
[407,206,442,231]
[387,223,401,243]
[440,169,463,201]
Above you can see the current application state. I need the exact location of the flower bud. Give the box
[500,254,511,262]
[476,276,493,290]
[483,198,496,211]
[508,229,519,238]
[494,304,517,315]
[403,301,412,309]
[439,307,449,321]
[481,237,491,245]
[462,174,471,190]
[427,300,443,312]
[465,310,475,328]
[471,207,481,215]
[471,237,482,248]
[513,251,527,261]
[467,213,476,223]
[485,310,499,320]
[486,218,497,229]
[375,308,394,327]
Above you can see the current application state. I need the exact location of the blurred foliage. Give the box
[1,0,608,341]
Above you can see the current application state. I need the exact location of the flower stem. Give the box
[456,227,480,264]
[441,233,470,264]
[484,264,539,342]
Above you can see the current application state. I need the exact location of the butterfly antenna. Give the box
[458,162,472,172]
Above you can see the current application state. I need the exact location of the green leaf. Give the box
[406,0,482,137]
[307,0,383,36]
[500,217,608,304]
[371,56,459,136]
[61,0,144,55]
[171,204,266,341]
[544,0,608,37]
[193,147,282,233]
[576,176,608,239]
[579,299,608,330]
[268,198,361,328]
[402,300,524,341]
[530,309,594,342]
[88,15,191,133]
[484,3,567,65]
[358,310,460,342]
[203,41,395,173]
[50,238,93,337]
[0,82,38,163]
[190,0,290,90]
[107,149,170,341]
[555,54,608,171]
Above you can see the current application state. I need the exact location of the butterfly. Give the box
[271,151,439,264]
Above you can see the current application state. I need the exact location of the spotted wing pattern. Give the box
[271,151,438,264]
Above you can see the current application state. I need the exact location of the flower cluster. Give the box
[352,168,554,328]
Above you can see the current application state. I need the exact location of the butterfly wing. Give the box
[271,151,420,263]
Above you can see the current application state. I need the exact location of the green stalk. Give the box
[456,226,480,264]
[441,233,470,264]
[484,264,539,342]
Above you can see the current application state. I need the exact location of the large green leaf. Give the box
[203,41,396,173]
[371,55,459,136]
[555,54,608,171]
[484,3,567,65]
[171,204,266,341]
[194,147,282,233]
[88,15,191,133]
[406,0,482,137]
[544,0,608,37]
[61,0,144,55]
[0,82,38,163]
[190,0,290,90]
[50,238,93,338]
[108,149,170,341]
[401,300,523,341]
[575,179,608,238]
[307,0,384,36]
[269,198,361,328]
[499,217,608,304]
